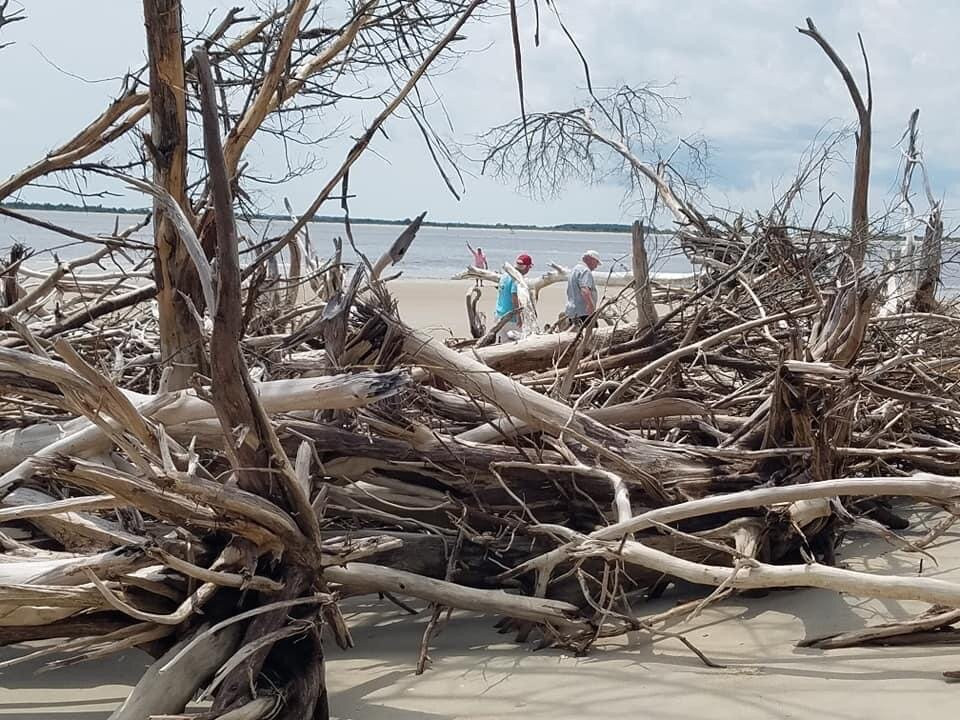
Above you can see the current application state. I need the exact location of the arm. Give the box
[511,292,521,325]
[580,287,595,314]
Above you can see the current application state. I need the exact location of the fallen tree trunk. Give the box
[501,476,960,582]
[0,370,407,476]
[400,323,709,500]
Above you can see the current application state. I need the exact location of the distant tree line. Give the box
[1,201,665,234]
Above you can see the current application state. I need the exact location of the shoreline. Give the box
[1,204,661,236]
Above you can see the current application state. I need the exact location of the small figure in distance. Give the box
[495,252,533,343]
[565,250,601,329]
[466,242,488,287]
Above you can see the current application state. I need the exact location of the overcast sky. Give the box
[1,1,957,227]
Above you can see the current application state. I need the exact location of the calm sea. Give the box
[0,210,693,280]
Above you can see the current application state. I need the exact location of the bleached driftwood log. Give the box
[465,285,485,338]
[501,476,960,582]
[0,367,408,476]
[452,263,691,295]
[325,563,587,630]
[501,262,539,339]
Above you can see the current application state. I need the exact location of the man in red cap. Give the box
[495,253,533,342]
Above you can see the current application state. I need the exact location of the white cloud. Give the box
[0,1,956,228]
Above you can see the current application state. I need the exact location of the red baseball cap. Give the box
[516,253,533,267]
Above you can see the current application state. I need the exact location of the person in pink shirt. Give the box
[467,243,488,286]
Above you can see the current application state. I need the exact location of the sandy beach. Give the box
[390,279,559,339]
[2,507,958,719]
[388,277,647,338]
[327,514,960,720]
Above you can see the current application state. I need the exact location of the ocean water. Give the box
[0,210,693,279]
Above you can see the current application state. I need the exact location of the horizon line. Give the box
[1,200,662,235]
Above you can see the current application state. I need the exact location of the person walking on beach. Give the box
[467,243,488,287]
[565,250,601,328]
[495,253,533,343]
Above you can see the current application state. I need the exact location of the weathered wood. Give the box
[197,45,327,717]
[36,284,158,339]
[372,213,426,281]
[914,205,942,311]
[502,476,960,583]
[197,46,267,494]
[401,324,708,502]
[1,244,26,311]
[2,487,142,550]
[0,544,149,585]
[799,18,872,268]
[0,371,408,479]
[607,533,960,608]
[221,0,311,180]
[469,322,638,374]
[325,563,586,629]
[109,623,242,720]
[801,607,960,649]
[3,6,960,706]
[631,221,657,331]
[458,395,707,444]
[144,0,206,389]
[0,613,130,646]
[465,286,485,339]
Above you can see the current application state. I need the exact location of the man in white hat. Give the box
[564,250,601,327]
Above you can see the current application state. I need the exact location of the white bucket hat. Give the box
[584,250,601,264]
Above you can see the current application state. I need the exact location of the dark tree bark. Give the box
[38,284,158,339]
[195,46,327,719]
[631,221,657,331]
[914,205,942,312]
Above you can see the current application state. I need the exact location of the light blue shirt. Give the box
[565,262,597,318]
[496,275,517,319]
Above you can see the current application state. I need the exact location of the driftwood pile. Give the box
[3,186,960,718]
[2,3,960,719]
